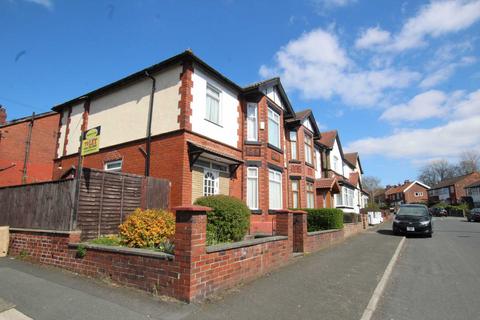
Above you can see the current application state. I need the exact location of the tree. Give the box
[418,159,457,187]
[362,176,382,205]
[457,151,480,175]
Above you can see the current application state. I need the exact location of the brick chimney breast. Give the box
[0,105,6,125]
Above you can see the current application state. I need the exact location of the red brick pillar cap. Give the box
[173,205,212,213]
[291,210,307,215]
[274,209,291,214]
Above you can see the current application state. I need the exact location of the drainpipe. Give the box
[144,70,156,177]
[22,112,35,184]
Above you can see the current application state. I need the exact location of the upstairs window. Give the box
[247,103,258,141]
[206,84,220,125]
[290,131,297,160]
[104,160,122,172]
[333,156,339,171]
[268,108,280,148]
[305,134,313,164]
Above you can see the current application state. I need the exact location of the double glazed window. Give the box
[291,180,299,208]
[247,103,258,141]
[290,131,297,160]
[269,169,282,209]
[305,134,313,164]
[203,169,219,196]
[306,182,314,208]
[206,84,221,125]
[268,108,280,148]
[104,160,122,172]
[247,167,259,209]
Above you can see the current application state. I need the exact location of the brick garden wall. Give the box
[7,208,369,303]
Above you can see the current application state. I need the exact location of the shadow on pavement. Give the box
[376,229,402,237]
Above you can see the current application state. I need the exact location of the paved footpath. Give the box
[0,224,401,320]
[373,217,480,320]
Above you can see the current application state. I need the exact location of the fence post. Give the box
[173,205,211,302]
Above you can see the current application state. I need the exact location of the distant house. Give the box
[385,180,430,206]
[428,172,480,205]
[0,106,59,187]
[464,180,480,207]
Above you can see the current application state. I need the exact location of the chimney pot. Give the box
[0,105,6,126]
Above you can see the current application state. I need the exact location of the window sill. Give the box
[204,118,223,127]
[250,209,263,215]
[267,143,283,154]
[289,160,301,164]
[244,141,262,146]
[305,162,315,169]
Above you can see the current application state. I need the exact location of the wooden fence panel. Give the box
[0,180,75,230]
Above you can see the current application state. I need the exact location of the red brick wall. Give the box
[404,183,429,203]
[0,113,59,187]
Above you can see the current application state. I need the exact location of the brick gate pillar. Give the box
[292,210,307,253]
[173,205,211,302]
[275,209,293,253]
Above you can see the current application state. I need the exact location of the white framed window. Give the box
[305,134,312,164]
[290,131,297,160]
[333,156,339,171]
[104,159,122,172]
[414,192,424,197]
[247,167,259,209]
[269,169,282,209]
[247,103,258,141]
[307,182,315,208]
[206,84,221,125]
[195,158,229,173]
[203,169,219,196]
[292,180,299,208]
[268,108,280,148]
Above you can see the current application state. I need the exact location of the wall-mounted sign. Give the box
[81,126,101,156]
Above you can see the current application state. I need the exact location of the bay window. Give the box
[247,167,259,209]
[307,182,315,208]
[268,108,280,148]
[292,180,299,208]
[269,169,282,209]
[247,103,258,141]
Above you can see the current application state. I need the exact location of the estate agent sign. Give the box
[81,126,101,156]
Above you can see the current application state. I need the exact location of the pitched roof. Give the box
[285,108,320,137]
[385,180,430,195]
[317,130,337,148]
[466,180,480,189]
[344,152,358,167]
[53,50,243,111]
[315,178,340,193]
[431,173,479,189]
[242,77,295,117]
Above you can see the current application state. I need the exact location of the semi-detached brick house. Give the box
[0,107,59,187]
[428,172,480,205]
[385,180,430,206]
[52,50,369,233]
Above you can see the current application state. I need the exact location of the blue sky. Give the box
[1,0,479,185]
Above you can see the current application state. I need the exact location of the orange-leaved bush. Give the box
[119,208,175,248]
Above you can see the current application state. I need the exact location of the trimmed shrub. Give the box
[119,208,175,249]
[302,208,344,232]
[194,195,250,245]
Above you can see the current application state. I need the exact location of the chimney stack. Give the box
[0,105,6,125]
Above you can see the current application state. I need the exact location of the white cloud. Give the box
[348,89,480,159]
[260,28,420,107]
[380,90,448,122]
[355,27,391,49]
[357,0,480,51]
[24,0,53,9]
[420,55,476,88]
[311,0,357,11]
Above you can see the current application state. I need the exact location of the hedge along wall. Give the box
[302,208,344,232]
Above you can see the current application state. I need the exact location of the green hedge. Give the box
[300,208,344,232]
[194,195,251,245]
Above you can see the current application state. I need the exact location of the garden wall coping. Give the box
[68,243,174,260]
[206,235,288,253]
[9,228,79,235]
[307,229,342,237]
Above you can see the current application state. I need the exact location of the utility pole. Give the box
[21,112,35,184]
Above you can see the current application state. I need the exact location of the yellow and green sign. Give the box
[81,126,101,156]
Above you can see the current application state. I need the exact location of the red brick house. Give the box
[0,107,59,187]
[385,180,430,206]
[428,172,480,205]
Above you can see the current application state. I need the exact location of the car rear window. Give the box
[397,206,428,216]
